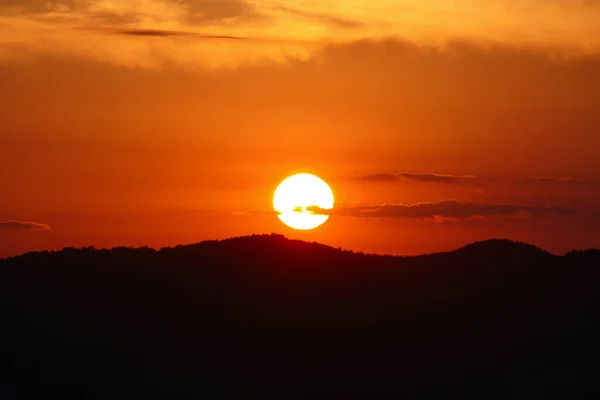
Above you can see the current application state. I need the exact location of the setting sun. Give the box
[273,174,334,230]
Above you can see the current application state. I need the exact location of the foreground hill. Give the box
[1,235,599,398]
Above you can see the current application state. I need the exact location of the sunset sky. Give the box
[1,0,600,257]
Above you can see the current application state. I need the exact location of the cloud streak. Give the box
[263,3,363,29]
[307,200,572,221]
[116,28,245,40]
[107,27,317,45]
[352,173,600,187]
[0,220,52,231]
[399,173,478,184]
[353,173,479,185]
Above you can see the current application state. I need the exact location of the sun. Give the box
[273,174,335,230]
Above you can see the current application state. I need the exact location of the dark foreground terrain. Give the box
[1,235,599,398]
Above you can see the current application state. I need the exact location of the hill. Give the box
[1,235,599,398]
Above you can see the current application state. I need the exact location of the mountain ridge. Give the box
[1,234,598,397]
[2,234,597,262]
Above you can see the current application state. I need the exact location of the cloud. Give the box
[536,176,582,184]
[180,0,260,23]
[0,0,79,14]
[307,200,572,221]
[0,220,52,231]
[352,173,399,182]
[108,27,314,45]
[399,173,478,184]
[0,0,258,22]
[116,28,244,40]
[352,173,600,188]
[263,4,363,29]
[352,173,478,184]
[2,0,600,69]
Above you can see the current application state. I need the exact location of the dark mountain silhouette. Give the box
[1,235,598,398]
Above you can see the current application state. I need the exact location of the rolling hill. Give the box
[1,235,598,398]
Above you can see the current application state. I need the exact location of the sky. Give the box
[1,0,600,257]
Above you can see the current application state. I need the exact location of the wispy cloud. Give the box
[399,173,478,184]
[107,27,315,45]
[116,28,245,40]
[352,173,399,182]
[262,3,363,29]
[536,176,582,184]
[307,200,572,221]
[0,220,52,231]
[352,173,600,187]
[352,173,478,185]
[1,0,600,68]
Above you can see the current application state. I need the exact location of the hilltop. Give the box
[1,235,598,398]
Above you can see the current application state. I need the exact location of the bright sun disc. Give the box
[273,174,334,230]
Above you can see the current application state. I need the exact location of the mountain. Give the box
[1,235,598,398]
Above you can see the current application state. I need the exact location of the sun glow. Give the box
[273,174,334,230]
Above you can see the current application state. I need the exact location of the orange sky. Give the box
[1,0,600,257]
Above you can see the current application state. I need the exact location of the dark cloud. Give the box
[176,0,261,23]
[353,173,399,182]
[265,4,363,28]
[536,176,582,184]
[0,0,260,24]
[105,27,317,45]
[307,200,572,221]
[88,11,141,25]
[489,176,600,187]
[0,220,52,231]
[352,173,600,187]
[399,173,478,184]
[118,29,193,38]
[117,28,244,40]
[0,0,79,14]
[352,173,478,184]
